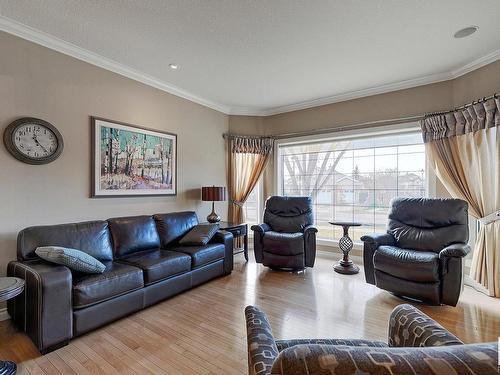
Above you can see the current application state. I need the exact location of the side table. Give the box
[217,221,248,261]
[329,221,362,275]
[0,277,25,375]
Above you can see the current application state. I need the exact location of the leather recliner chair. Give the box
[251,196,317,270]
[361,197,470,306]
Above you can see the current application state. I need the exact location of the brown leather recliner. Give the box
[251,196,317,270]
[361,197,470,306]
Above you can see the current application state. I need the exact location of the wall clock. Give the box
[3,117,64,165]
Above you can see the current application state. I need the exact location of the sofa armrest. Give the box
[360,232,395,247]
[303,225,318,235]
[439,243,471,259]
[360,233,394,285]
[388,304,462,347]
[212,230,234,275]
[250,223,271,233]
[303,225,318,267]
[251,224,270,263]
[245,305,279,375]
[7,260,73,353]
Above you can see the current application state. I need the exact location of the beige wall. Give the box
[0,32,229,281]
[261,81,454,136]
[452,59,500,106]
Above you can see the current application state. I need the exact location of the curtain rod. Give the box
[425,92,499,117]
[222,133,275,139]
[272,115,423,139]
[222,115,423,141]
[223,92,498,140]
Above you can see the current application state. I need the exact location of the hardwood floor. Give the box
[1,252,499,374]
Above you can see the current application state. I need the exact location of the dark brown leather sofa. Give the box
[7,211,233,354]
[361,197,470,306]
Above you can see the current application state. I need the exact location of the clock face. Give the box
[3,118,64,164]
[13,123,58,159]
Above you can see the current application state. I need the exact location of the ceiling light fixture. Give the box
[454,26,479,39]
[169,63,179,70]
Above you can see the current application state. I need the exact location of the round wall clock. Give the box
[3,117,64,165]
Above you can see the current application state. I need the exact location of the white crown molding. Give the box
[243,71,454,116]
[0,15,232,114]
[1,15,499,117]
[449,47,500,78]
[0,307,9,322]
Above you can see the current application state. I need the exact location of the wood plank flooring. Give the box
[1,252,499,374]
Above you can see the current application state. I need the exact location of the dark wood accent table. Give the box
[329,221,362,275]
[218,221,248,261]
[0,277,25,375]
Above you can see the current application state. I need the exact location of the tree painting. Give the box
[97,122,175,193]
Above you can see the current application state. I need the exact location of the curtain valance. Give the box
[226,135,274,154]
[421,96,500,142]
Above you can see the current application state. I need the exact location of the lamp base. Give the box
[207,211,221,223]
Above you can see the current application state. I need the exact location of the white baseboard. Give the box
[0,308,9,322]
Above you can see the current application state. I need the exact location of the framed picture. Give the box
[91,117,177,197]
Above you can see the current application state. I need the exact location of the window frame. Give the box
[274,122,435,248]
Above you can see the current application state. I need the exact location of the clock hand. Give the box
[32,135,49,153]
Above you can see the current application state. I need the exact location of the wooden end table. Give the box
[217,222,248,261]
[0,277,25,375]
[329,221,362,275]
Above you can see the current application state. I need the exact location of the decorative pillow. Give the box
[35,246,106,274]
[179,224,219,246]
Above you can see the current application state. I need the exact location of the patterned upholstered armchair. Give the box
[245,304,499,375]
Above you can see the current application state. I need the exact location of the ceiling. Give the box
[1,0,499,115]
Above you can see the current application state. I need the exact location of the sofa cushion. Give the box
[179,224,219,246]
[17,220,113,261]
[374,245,440,282]
[72,261,144,309]
[118,249,191,285]
[35,246,106,274]
[263,231,304,256]
[154,212,199,247]
[108,215,160,258]
[169,243,225,268]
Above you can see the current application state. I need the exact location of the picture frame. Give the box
[91,117,177,197]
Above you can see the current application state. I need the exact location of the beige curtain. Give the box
[421,96,500,297]
[227,136,274,225]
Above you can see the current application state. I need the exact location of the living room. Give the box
[0,1,499,374]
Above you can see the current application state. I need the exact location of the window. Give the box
[277,130,426,242]
[242,179,262,227]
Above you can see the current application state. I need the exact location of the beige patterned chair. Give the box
[245,304,499,375]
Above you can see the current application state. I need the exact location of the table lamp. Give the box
[202,186,226,223]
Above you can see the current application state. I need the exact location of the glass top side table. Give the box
[329,221,362,275]
[0,277,25,375]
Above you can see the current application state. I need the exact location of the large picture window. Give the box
[277,129,426,242]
